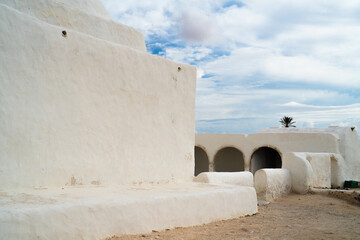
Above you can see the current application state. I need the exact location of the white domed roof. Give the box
[56,0,111,19]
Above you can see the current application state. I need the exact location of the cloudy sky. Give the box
[101,0,360,134]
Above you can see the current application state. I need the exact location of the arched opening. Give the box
[194,146,209,176]
[250,147,282,174]
[214,147,244,172]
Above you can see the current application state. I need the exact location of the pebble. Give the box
[257,200,270,206]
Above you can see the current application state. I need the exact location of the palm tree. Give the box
[280,116,296,128]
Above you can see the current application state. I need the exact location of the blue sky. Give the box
[101,0,360,134]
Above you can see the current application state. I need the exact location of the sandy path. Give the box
[105,194,360,240]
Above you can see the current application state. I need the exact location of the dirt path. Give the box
[107,194,360,240]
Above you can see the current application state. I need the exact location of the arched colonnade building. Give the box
[195,144,281,176]
[194,127,360,178]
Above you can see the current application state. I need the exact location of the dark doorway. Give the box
[250,147,282,174]
[194,146,209,176]
[214,147,244,172]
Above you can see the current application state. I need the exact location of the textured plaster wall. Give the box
[0,183,258,239]
[0,0,111,20]
[306,153,331,188]
[283,152,348,193]
[283,152,313,194]
[194,172,254,187]
[286,152,346,189]
[49,0,111,19]
[338,128,360,181]
[0,2,260,239]
[0,4,196,190]
[0,0,146,52]
[254,169,291,202]
[330,154,346,188]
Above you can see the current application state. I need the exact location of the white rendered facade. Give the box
[0,0,197,189]
[195,127,360,186]
[0,1,258,239]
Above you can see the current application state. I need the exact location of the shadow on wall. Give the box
[194,146,209,176]
[214,147,245,172]
[251,147,282,174]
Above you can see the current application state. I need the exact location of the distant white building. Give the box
[195,126,360,187]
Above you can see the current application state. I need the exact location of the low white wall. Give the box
[338,127,360,181]
[0,184,258,240]
[306,153,331,188]
[254,169,291,202]
[330,154,346,188]
[285,152,346,190]
[194,172,253,187]
[283,152,313,194]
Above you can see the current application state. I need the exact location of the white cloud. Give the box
[263,55,360,87]
[198,47,360,88]
[101,0,360,133]
[196,88,359,120]
[179,9,219,42]
[196,68,205,79]
[101,0,175,37]
[165,46,213,64]
[216,7,267,45]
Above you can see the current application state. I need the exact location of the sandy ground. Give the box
[105,193,360,240]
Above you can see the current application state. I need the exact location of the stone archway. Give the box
[214,147,245,172]
[194,146,209,176]
[250,147,282,174]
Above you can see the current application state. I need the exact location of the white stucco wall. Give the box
[283,152,313,194]
[52,0,111,19]
[260,126,360,181]
[0,183,258,240]
[196,131,339,171]
[0,0,111,20]
[305,153,331,188]
[337,127,360,181]
[194,172,254,187]
[0,0,146,52]
[0,3,196,190]
[330,154,346,188]
[195,127,360,182]
[283,152,348,192]
[0,2,262,239]
[286,152,346,189]
[254,169,291,202]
